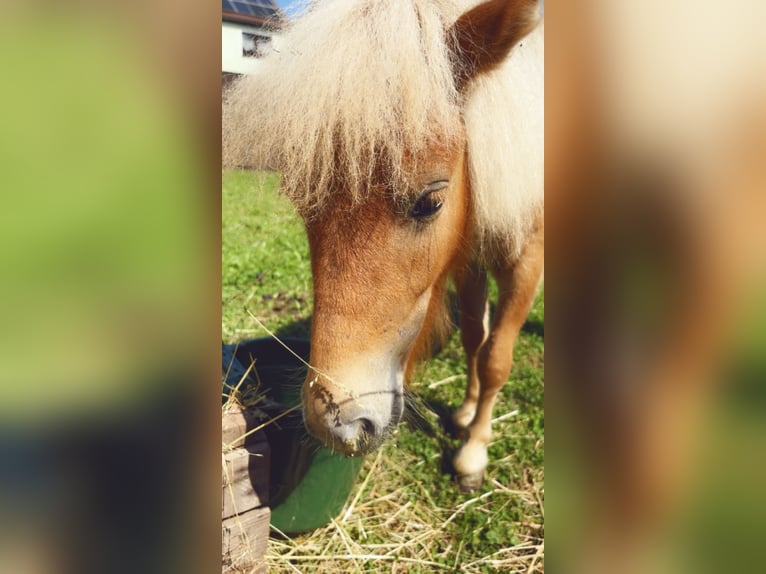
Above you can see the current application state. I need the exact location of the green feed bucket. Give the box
[223,338,364,534]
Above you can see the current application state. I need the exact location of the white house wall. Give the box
[222,21,277,75]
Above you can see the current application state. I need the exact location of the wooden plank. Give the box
[222,407,266,449]
[222,408,248,448]
[222,506,270,574]
[222,441,270,519]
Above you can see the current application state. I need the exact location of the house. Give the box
[222,0,284,85]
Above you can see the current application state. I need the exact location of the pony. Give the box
[223,0,544,490]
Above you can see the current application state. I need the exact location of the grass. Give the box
[223,170,544,573]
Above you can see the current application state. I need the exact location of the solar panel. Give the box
[234,1,255,16]
[223,0,280,19]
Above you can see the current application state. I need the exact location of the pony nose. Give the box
[323,411,386,455]
[302,392,388,456]
[334,414,382,444]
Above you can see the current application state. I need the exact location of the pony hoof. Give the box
[457,472,484,492]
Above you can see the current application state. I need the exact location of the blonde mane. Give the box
[223,0,543,253]
[465,20,544,255]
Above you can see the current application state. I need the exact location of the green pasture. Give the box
[223,170,544,573]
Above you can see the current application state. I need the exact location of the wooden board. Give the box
[222,407,266,449]
[222,406,271,519]
[222,441,270,519]
[222,505,270,574]
[222,406,271,570]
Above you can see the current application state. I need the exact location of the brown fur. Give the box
[307,138,471,379]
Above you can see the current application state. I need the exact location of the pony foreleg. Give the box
[453,260,490,431]
[453,224,544,491]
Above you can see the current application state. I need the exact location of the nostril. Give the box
[358,417,377,438]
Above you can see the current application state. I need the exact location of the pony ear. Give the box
[448,0,541,92]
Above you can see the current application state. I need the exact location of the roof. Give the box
[222,0,284,29]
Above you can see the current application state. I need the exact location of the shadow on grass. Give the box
[521,319,544,338]
[274,316,311,340]
[403,396,464,481]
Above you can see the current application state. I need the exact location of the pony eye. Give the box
[409,182,447,221]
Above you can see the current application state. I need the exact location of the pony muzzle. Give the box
[301,378,402,457]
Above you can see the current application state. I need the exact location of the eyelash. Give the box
[408,181,448,221]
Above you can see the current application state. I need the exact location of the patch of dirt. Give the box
[262,291,309,313]
[260,291,312,337]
